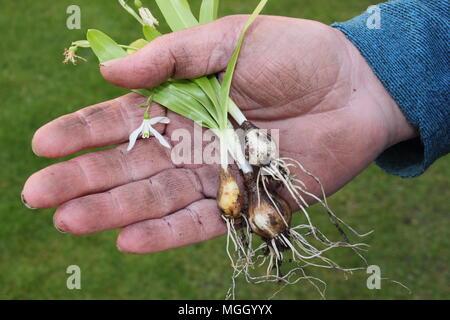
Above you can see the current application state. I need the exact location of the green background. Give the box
[0,0,448,299]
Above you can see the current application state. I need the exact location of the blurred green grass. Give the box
[0,0,448,299]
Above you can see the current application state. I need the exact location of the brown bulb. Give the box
[245,174,292,239]
[241,121,278,167]
[217,167,243,219]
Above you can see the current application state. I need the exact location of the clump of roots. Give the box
[218,121,374,299]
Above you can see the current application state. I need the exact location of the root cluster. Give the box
[217,121,372,300]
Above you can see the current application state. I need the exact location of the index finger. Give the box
[32,93,166,158]
[99,16,247,89]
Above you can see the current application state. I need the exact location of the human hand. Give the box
[22,16,416,254]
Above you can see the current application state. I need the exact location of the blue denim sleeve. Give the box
[331,0,450,177]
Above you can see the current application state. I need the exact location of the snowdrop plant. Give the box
[63,0,375,299]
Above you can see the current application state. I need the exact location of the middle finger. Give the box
[23,139,174,209]
[54,167,207,235]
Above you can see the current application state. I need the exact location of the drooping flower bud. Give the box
[139,7,159,27]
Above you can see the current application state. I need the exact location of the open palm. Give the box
[23,16,414,254]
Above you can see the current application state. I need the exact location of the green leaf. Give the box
[127,38,149,54]
[152,82,218,129]
[193,77,222,119]
[171,79,219,122]
[208,75,221,95]
[86,29,128,63]
[143,25,162,41]
[199,0,219,24]
[219,0,268,128]
[155,0,199,32]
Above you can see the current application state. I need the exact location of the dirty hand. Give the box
[23,16,415,254]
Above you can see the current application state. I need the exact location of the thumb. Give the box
[100,16,246,90]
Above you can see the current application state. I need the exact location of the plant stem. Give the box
[228,99,247,126]
[219,132,229,171]
[119,45,139,50]
[118,0,144,25]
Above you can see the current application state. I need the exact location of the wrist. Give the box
[342,31,418,150]
[382,95,418,148]
[366,74,418,149]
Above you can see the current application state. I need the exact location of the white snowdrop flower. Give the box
[127,114,171,151]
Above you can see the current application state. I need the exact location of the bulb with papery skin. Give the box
[241,121,278,167]
[244,173,292,239]
[217,167,243,219]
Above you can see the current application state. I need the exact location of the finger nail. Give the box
[54,223,67,234]
[116,237,131,253]
[31,144,40,157]
[31,135,40,157]
[116,241,126,253]
[21,193,37,210]
[53,216,68,234]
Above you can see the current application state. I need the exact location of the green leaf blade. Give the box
[155,0,199,32]
[152,83,218,129]
[143,25,162,41]
[199,0,219,24]
[127,38,149,54]
[218,0,268,129]
[86,29,128,63]
[171,79,219,122]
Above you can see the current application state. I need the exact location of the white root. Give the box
[223,215,258,300]
[241,239,329,299]
[241,231,368,299]
[222,154,378,299]
[220,122,406,299]
[258,157,372,256]
[224,156,373,299]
